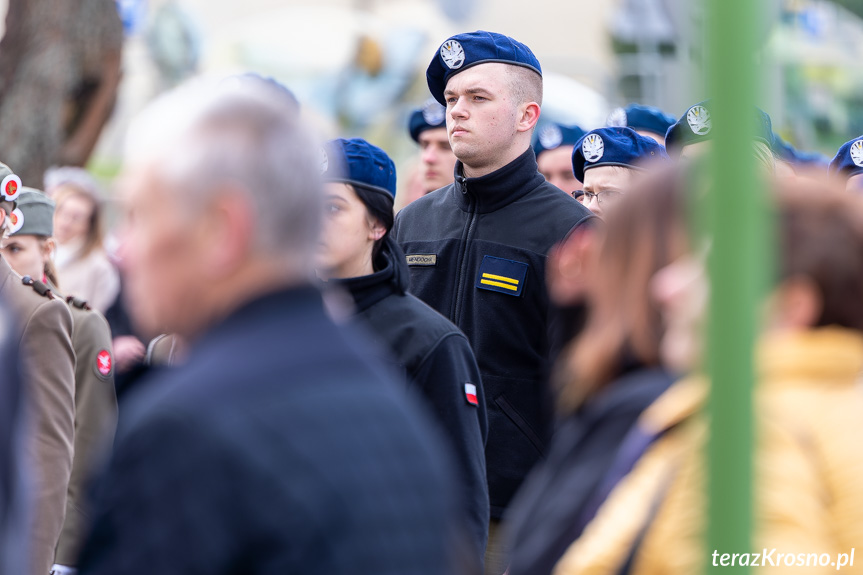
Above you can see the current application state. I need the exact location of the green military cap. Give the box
[9,188,55,237]
[0,162,22,208]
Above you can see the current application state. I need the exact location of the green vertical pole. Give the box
[705,0,763,573]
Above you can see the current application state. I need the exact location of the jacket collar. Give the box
[329,236,408,313]
[452,147,547,214]
[758,327,863,387]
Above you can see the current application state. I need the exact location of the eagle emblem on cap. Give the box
[8,208,23,234]
[319,148,329,175]
[1,173,21,202]
[538,125,563,150]
[687,105,711,136]
[582,133,604,163]
[851,139,863,168]
[440,40,465,70]
[421,99,446,126]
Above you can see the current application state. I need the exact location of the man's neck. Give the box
[461,145,529,179]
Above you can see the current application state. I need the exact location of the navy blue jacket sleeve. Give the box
[409,332,489,567]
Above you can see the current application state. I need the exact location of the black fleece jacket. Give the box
[392,148,596,517]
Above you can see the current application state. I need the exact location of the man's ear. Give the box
[200,188,255,279]
[517,101,541,133]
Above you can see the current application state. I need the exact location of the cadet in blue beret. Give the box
[533,122,586,194]
[394,30,596,573]
[665,100,776,171]
[571,127,668,217]
[317,137,489,572]
[829,136,863,192]
[607,103,676,146]
[408,99,458,196]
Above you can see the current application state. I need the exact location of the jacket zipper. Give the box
[452,177,477,325]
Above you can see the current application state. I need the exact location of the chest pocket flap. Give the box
[476,255,528,297]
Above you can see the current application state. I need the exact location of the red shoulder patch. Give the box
[96,349,112,376]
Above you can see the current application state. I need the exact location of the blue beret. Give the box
[532,122,586,158]
[408,99,447,142]
[572,127,669,183]
[829,136,863,179]
[607,104,676,137]
[665,100,774,155]
[773,134,829,170]
[426,30,542,106]
[321,138,396,200]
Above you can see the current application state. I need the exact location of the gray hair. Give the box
[125,76,323,267]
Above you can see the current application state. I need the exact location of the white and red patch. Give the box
[1,174,21,202]
[96,349,112,376]
[464,383,478,406]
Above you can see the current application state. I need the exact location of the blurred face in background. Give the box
[538,146,578,193]
[53,189,94,245]
[418,128,457,193]
[316,182,384,280]
[1,235,52,279]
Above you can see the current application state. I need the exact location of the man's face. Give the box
[444,63,520,171]
[118,165,209,338]
[537,146,578,193]
[418,128,457,193]
[580,165,634,217]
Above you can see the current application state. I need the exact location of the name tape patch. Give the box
[406,254,437,266]
[476,255,528,297]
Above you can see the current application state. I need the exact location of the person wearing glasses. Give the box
[571,127,668,217]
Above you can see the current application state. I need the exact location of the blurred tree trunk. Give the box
[0,0,122,187]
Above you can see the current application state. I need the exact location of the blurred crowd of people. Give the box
[2,27,863,575]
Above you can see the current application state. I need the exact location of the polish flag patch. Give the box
[464,383,478,406]
[96,349,112,376]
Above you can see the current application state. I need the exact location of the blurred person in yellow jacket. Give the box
[552,172,863,574]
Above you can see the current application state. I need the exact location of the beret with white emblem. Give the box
[665,99,774,156]
[532,122,587,159]
[426,30,542,106]
[571,127,669,183]
[829,136,863,180]
[408,99,447,143]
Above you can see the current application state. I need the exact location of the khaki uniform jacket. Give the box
[0,256,76,575]
[54,295,117,567]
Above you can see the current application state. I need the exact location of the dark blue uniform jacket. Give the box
[78,286,458,575]
[392,148,596,517]
[331,236,489,566]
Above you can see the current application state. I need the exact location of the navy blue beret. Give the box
[532,122,586,158]
[665,100,774,155]
[829,136,863,179]
[773,134,829,170]
[426,30,542,106]
[321,138,396,200]
[408,99,447,142]
[572,127,669,183]
[607,104,676,137]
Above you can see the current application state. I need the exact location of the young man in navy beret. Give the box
[533,122,586,195]
[391,30,596,573]
[409,99,459,196]
[571,126,668,217]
